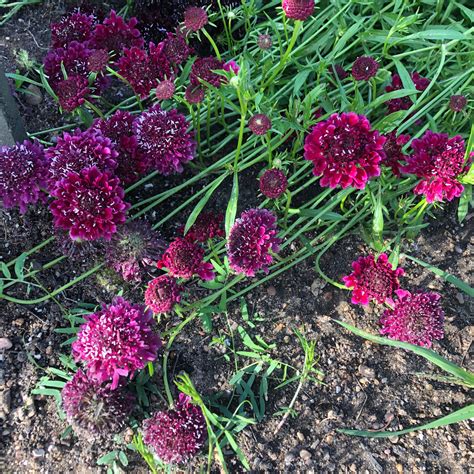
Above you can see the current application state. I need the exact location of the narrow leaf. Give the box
[225,172,239,237]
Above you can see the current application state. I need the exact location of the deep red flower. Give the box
[381,131,411,176]
[282,0,315,20]
[44,41,91,85]
[185,85,205,104]
[259,169,288,199]
[257,34,273,50]
[183,6,208,32]
[56,75,90,112]
[162,32,193,65]
[249,114,272,135]
[449,95,467,112]
[304,112,385,189]
[330,64,348,80]
[190,56,225,88]
[51,11,96,48]
[351,56,379,81]
[87,48,109,72]
[183,211,224,242]
[145,275,182,314]
[385,72,430,114]
[155,80,176,100]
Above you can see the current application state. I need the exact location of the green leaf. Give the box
[198,312,213,332]
[458,185,471,222]
[1,262,11,279]
[224,431,251,470]
[403,29,465,41]
[225,172,239,237]
[118,451,129,467]
[368,88,419,111]
[97,451,119,465]
[292,69,311,96]
[392,59,415,91]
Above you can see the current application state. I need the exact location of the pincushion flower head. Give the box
[145,275,182,314]
[183,211,225,243]
[342,253,404,305]
[142,393,207,464]
[133,105,196,175]
[0,140,48,213]
[190,56,225,88]
[162,32,192,66]
[260,169,288,199]
[51,11,96,48]
[257,34,273,50]
[44,41,91,85]
[184,6,208,32]
[385,72,430,113]
[304,112,385,189]
[156,80,176,100]
[381,131,411,176]
[249,114,272,136]
[56,75,90,112]
[227,208,281,277]
[401,131,471,203]
[282,0,315,20]
[62,369,135,439]
[379,289,444,348]
[351,56,379,81]
[72,297,161,389]
[185,85,205,104]
[157,238,215,280]
[49,166,129,241]
[449,95,467,112]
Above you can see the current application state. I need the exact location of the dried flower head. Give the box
[282,0,315,20]
[156,80,176,100]
[259,169,288,199]
[184,6,208,32]
[185,84,205,104]
[162,32,192,65]
[257,34,272,50]
[304,112,385,189]
[449,95,467,112]
[145,275,182,314]
[72,297,161,389]
[381,131,411,176]
[227,208,281,277]
[249,114,272,136]
[385,72,430,114]
[190,56,225,88]
[55,229,104,263]
[351,56,379,81]
[379,289,444,348]
[183,211,224,242]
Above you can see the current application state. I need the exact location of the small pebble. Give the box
[0,338,13,350]
[299,449,312,461]
[32,448,45,458]
[25,85,43,105]
[284,453,295,464]
[267,286,277,296]
[296,431,305,442]
[455,293,464,305]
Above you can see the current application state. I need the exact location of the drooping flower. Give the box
[183,6,208,32]
[0,140,48,213]
[249,114,272,136]
[259,169,288,199]
[49,166,129,241]
[351,56,379,81]
[304,112,385,189]
[227,208,281,277]
[133,105,195,175]
[145,275,182,314]
[342,253,404,305]
[385,72,430,114]
[142,393,207,464]
[50,11,96,48]
[72,297,161,389]
[379,289,444,348]
[157,238,215,280]
[62,369,135,439]
[401,131,470,203]
[185,85,205,104]
[449,95,467,112]
[282,0,315,20]
[257,34,273,50]
[183,211,224,242]
[155,80,176,100]
[162,32,193,66]
[381,131,411,176]
[190,56,225,88]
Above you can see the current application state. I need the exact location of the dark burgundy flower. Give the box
[330,64,348,80]
[351,56,379,81]
[49,166,129,241]
[249,114,272,135]
[0,140,48,213]
[56,75,90,112]
[157,238,215,280]
[50,11,96,48]
[145,275,182,314]
[87,48,109,72]
[401,131,470,203]
[227,208,281,277]
[44,41,91,85]
[381,131,411,176]
[304,112,385,189]
[190,56,225,88]
[257,34,272,50]
[185,84,205,104]
[162,32,193,65]
[155,80,176,100]
[183,211,224,242]
[142,393,207,464]
[183,6,208,32]
[260,169,288,199]
[379,289,444,348]
[342,253,404,305]
[282,0,315,20]
[385,72,430,114]
[449,95,467,112]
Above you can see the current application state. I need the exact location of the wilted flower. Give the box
[249,114,272,135]
[190,56,225,88]
[0,140,48,213]
[282,0,315,20]
[183,211,225,242]
[145,275,182,314]
[183,6,208,32]
[157,238,215,280]
[379,289,444,347]
[257,34,272,50]
[304,112,385,189]
[401,131,470,203]
[72,297,161,389]
[227,208,281,277]
[55,229,104,262]
[449,95,467,112]
[351,56,379,81]
[381,131,411,176]
[259,169,288,199]
[142,393,207,464]
[162,32,193,65]
[342,253,404,305]
[49,166,129,241]
[385,72,430,114]
[50,11,96,48]
[156,80,176,100]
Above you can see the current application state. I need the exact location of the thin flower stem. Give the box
[203,29,222,60]
[83,100,104,119]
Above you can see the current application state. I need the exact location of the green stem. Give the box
[202,29,222,60]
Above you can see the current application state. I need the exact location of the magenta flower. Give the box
[62,369,135,439]
[183,211,225,243]
[185,85,205,104]
[260,169,288,199]
[449,95,467,112]
[133,105,195,175]
[190,56,225,88]
[162,32,193,66]
[184,6,208,32]
[0,140,48,213]
[351,56,379,81]
[401,131,470,203]
[157,238,215,280]
[304,112,385,189]
[257,34,273,50]
[385,72,430,114]
[44,41,91,85]
[50,11,96,48]
[142,393,207,464]
[223,60,240,75]
[49,166,129,241]
[227,208,281,277]
[380,289,445,347]
[145,275,182,314]
[282,0,315,20]
[342,253,404,305]
[56,75,90,112]
[381,131,411,176]
[72,297,161,389]
[249,114,272,135]
[155,80,176,100]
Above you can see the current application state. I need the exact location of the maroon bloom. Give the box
[44,41,91,85]
[50,11,96,48]
[184,6,208,32]
[185,85,205,104]
[87,48,109,72]
[155,80,176,100]
[183,211,224,243]
[145,275,182,314]
[162,32,192,66]
[49,166,129,241]
[157,238,215,281]
[260,169,288,199]
[304,112,385,189]
[227,208,281,277]
[56,75,90,112]
[257,34,273,50]
[330,64,348,80]
[385,72,430,114]
[351,56,379,81]
[449,95,467,112]
[342,253,404,305]
[381,131,411,176]
[72,297,161,389]
[379,289,444,348]
[401,131,470,203]
[190,56,225,88]
[142,393,207,464]
[282,0,315,20]
[249,114,272,135]
[0,140,48,213]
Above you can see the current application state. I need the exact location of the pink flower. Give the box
[227,208,281,277]
[351,56,379,81]
[155,80,176,100]
[72,297,161,389]
[162,32,193,66]
[249,114,272,135]
[183,211,224,242]
[449,95,467,112]
[190,56,225,88]
[185,85,205,104]
[145,275,182,314]
[183,6,208,32]
[50,11,96,48]
[385,72,430,114]
[342,253,404,305]
[282,0,315,20]
[379,289,444,347]
[381,131,411,176]
[259,169,288,199]
[223,60,240,75]
[304,112,385,189]
[257,34,272,50]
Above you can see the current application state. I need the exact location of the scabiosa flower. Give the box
[87,48,109,72]
[72,297,161,389]
[156,80,176,100]
[142,393,207,464]
[105,221,167,282]
[55,230,104,263]
[190,56,225,88]
[183,6,208,32]
[282,0,315,21]
[342,253,404,305]
[379,289,444,347]
[385,72,430,114]
[257,34,272,50]
[145,275,182,314]
[449,95,467,112]
[185,85,205,104]
[183,212,224,242]
[304,112,385,189]
[381,131,411,176]
[50,11,96,48]
[259,169,288,199]
[227,208,281,277]
[157,238,215,280]
[162,32,192,66]
[49,166,129,241]
[249,114,272,136]
[55,75,90,112]
[351,56,379,81]
[223,60,240,75]
[44,41,91,85]
[133,105,196,175]
[0,140,48,213]
[401,131,470,203]
[330,64,348,80]
[62,369,135,439]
